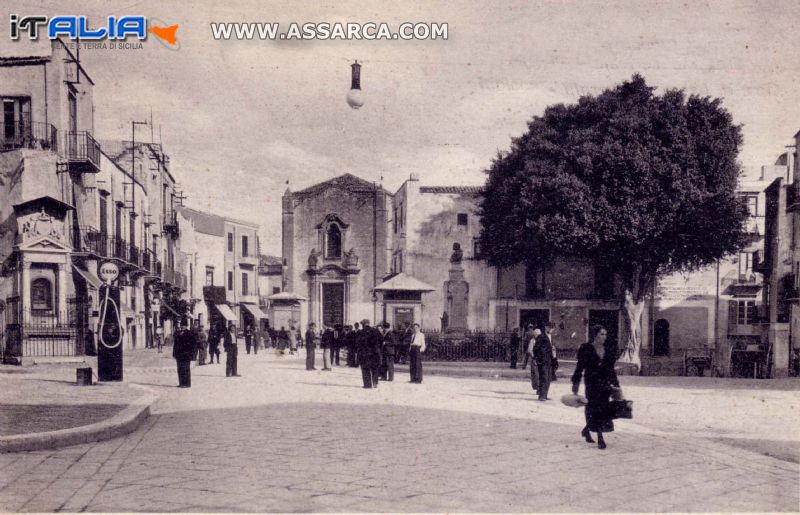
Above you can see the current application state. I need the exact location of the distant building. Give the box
[178,206,266,332]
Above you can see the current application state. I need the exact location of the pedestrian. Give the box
[379,322,396,381]
[245,324,253,354]
[225,322,241,377]
[521,325,534,370]
[321,324,334,371]
[277,326,288,355]
[305,322,317,370]
[263,327,273,350]
[408,323,426,384]
[398,323,412,364]
[156,325,164,353]
[343,325,355,367]
[350,322,361,366]
[357,319,380,388]
[197,323,208,366]
[508,327,520,369]
[208,323,221,364]
[533,322,555,401]
[332,324,342,366]
[288,325,297,355]
[173,318,197,387]
[527,328,541,394]
[571,324,620,450]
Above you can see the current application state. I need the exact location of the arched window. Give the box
[31,278,53,311]
[326,223,342,259]
[654,319,670,357]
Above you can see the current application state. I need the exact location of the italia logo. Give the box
[9,15,180,47]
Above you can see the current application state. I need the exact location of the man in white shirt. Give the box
[409,323,426,383]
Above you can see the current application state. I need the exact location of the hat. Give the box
[561,394,588,408]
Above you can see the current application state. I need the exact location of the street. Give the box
[0,351,797,513]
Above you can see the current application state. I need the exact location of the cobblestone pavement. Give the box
[0,351,797,512]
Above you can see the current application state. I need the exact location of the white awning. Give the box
[215,304,237,322]
[373,273,435,292]
[242,303,269,319]
[71,265,102,290]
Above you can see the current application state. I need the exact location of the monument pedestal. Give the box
[444,263,469,333]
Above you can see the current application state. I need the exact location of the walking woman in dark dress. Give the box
[571,325,620,450]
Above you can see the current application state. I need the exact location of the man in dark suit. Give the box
[331,324,342,366]
[378,322,396,381]
[173,318,197,388]
[224,322,241,377]
[533,321,555,401]
[304,322,317,370]
[343,325,356,367]
[357,319,380,388]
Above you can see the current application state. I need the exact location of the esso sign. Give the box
[99,262,119,284]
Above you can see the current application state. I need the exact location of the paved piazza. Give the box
[0,352,797,513]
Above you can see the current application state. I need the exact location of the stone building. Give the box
[0,40,185,362]
[178,206,265,332]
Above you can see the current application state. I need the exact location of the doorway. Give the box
[322,283,344,328]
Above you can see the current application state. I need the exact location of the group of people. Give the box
[302,320,426,387]
[172,319,246,387]
[509,322,559,401]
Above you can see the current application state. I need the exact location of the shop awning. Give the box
[267,291,307,301]
[71,265,102,290]
[373,273,435,292]
[215,304,237,322]
[242,303,269,319]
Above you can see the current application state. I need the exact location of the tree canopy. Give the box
[478,74,749,301]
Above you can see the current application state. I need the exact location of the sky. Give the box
[3,0,800,254]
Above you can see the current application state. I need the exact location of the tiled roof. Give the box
[177,207,226,236]
[291,173,392,199]
[419,186,484,195]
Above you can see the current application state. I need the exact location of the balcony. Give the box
[238,253,259,266]
[72,226,110,257]
[1,120,58,152]
[162,267,187,290]
[63,131,101,173]
[163,211,179,238]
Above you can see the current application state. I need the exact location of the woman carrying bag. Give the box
[571,324,620,450]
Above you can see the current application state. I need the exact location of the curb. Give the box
[0,385,158,453]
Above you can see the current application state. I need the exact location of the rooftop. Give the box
[419,186,484,195]
[290,173,392,199]
[178,206,259,234]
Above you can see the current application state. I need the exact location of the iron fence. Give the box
[16,299,87,357]
[0,120,58,151]
[418,329,578,362]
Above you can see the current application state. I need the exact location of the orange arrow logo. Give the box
[148,24,179,45]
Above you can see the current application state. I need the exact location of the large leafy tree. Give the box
[478,75,749,372]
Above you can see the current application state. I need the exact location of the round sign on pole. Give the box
[99,261,120,285]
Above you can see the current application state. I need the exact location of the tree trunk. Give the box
[618,289,645,375]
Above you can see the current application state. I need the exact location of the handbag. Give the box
[610,399,633,419]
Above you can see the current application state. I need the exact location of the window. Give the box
[227,271,233,291]
[242,235,249,257]
[272,287,281,295]
[242,273,249,295]
[393,207,398,233]
[325,223,342,258]
[31,278,52,311]
[205,266,214,286]
[400,202,404,228]
[473,238,482,259]
[740,194,758,217]
[457,213,468,226]
[227,233,233,252]
[1,96,31,148]
[525,263,546,298]
[738,252,753,279]
[737,300,758,325]
[99,195,108,237]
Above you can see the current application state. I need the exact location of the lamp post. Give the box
[346,60,365,109]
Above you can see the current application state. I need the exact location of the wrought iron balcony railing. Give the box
[63,131,101,171]
[1,120,59,152]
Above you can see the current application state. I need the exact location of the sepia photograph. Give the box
[0,0,798,513]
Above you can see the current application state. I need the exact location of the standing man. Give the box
[288,325,298,355]
[305,322,317,370]
[225,322,241,377]
[508,327,520,369]
[379,322,397,381]
[197,323,208,366]
[351,322,361,367]
[408,323,426,384]
[533,322,555,401]
[527,328,541,394]
[358,319,380,388]
[331,324,342,366]
[321,324,334,371]
[521,324,534,370]
[173,319,197,388]
[343,325,355,367]
[245,324,254,355]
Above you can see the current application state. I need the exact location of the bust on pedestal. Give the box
[444,243,469,333]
